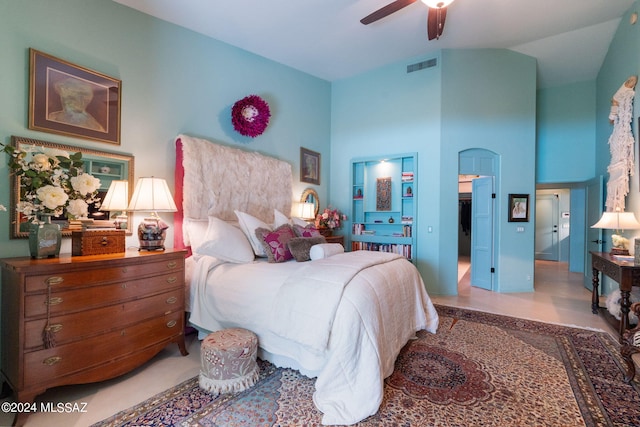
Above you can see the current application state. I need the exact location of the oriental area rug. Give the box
[92,305,640,427]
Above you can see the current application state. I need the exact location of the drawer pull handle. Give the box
[101,237,109,246]
[166,276,177,284]
[45,276,64,286]
[167,261,177,269]
[166,296,177,304]
[49,324,63,333]
[43,356,62,366]
[166,320,177,328]
[46,297,63,306]
[122,283,128,289]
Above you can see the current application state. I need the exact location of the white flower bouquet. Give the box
[1,143,101,222]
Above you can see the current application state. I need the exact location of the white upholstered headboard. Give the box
[174,134,292,250]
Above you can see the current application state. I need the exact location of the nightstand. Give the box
[0,249,188,425]
[324,235,344,246]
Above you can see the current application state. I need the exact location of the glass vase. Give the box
[29,213,62,259]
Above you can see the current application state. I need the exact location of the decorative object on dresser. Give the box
[71,229,125,256]
[127,177,178,251]
[0,249,188,427]
[591,210,640,255]
[28,48,121,145]
[99,179,130,230]
[231,94,270,138]
[351,153,417,262]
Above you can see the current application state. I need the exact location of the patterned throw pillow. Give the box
[293,224,321,237]
[288,236,327,262]
[255,224,296,263]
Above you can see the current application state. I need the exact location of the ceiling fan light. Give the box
[421,0,454,8]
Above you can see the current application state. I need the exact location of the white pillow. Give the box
[273,209,290,228]
[309,243,345,260]
[291,216,311,227]
[197,216,254,263]
[274,208,311,229]
[234,210,271,257]
[183,217,209,251]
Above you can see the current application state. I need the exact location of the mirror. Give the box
[9,136,135,239]
[300,188,320,218]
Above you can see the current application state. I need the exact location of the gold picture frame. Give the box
[29,48,122,145]
[9,136,134,239]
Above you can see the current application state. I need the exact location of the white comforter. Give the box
[189,251,439,425]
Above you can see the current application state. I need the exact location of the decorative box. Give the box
[72,229,125,256]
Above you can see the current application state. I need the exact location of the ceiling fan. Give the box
[361,0,455,40]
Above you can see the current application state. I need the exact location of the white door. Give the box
[584,176,604,291]
[535,194,559,261]
[470,176,494,290]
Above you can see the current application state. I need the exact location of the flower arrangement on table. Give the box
[1,142,101,223]
[315,206,346,230]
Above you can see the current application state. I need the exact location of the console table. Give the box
[590,251,640,341]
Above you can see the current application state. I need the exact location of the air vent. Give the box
[407,58,437,73]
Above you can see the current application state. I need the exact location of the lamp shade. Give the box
[99,180,129,212]
[127,177,177,212]
[300,202,315,220]
[421,0,455,8]
[591,211,640,230]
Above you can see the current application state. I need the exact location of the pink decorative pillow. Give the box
[255,224,296,263]
[293,224,321,237]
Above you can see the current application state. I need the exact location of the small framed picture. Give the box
[508,194,529,222]
[300,147,320,185]
[29,48,121,145]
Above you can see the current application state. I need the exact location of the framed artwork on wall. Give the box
[508,193,529,222]
[376,177,392,211]
[300,147,320,185]
[29,48,122,145]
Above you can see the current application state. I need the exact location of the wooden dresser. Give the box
[0,249,188,422]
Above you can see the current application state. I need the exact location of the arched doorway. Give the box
[459,149,499,292]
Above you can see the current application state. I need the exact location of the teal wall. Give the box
[0,0,331,258]
[440,49,537,294]
[330,53,443,290]
[594,2,640,295]
[331,49,537,294]
[536,81,596,183]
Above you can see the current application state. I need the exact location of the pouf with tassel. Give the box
[199,328,259,394]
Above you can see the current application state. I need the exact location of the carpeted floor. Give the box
[92,305,640,427]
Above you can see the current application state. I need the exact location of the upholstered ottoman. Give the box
[199,328,260,394]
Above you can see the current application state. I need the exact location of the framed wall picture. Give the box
[29,48,122,145]
[300,147,320,185]
[508,193,529,222]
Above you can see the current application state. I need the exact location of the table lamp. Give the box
[591,210,640,255]
[300,202,316,221]
[99,180,129,230]
[127,177,177,251]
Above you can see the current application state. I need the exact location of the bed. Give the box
[174,134,439,425]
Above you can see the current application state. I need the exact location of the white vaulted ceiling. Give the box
[113,0,635,88]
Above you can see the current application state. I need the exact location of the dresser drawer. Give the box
[25,272,182,318]
[25,257,183,293]
[24,310,183,387]
[24,289,183,350]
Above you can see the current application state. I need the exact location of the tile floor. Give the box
[1,260,620,426]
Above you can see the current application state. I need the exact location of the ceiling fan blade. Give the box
[427,6,447,40]
[361,0,418,25]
